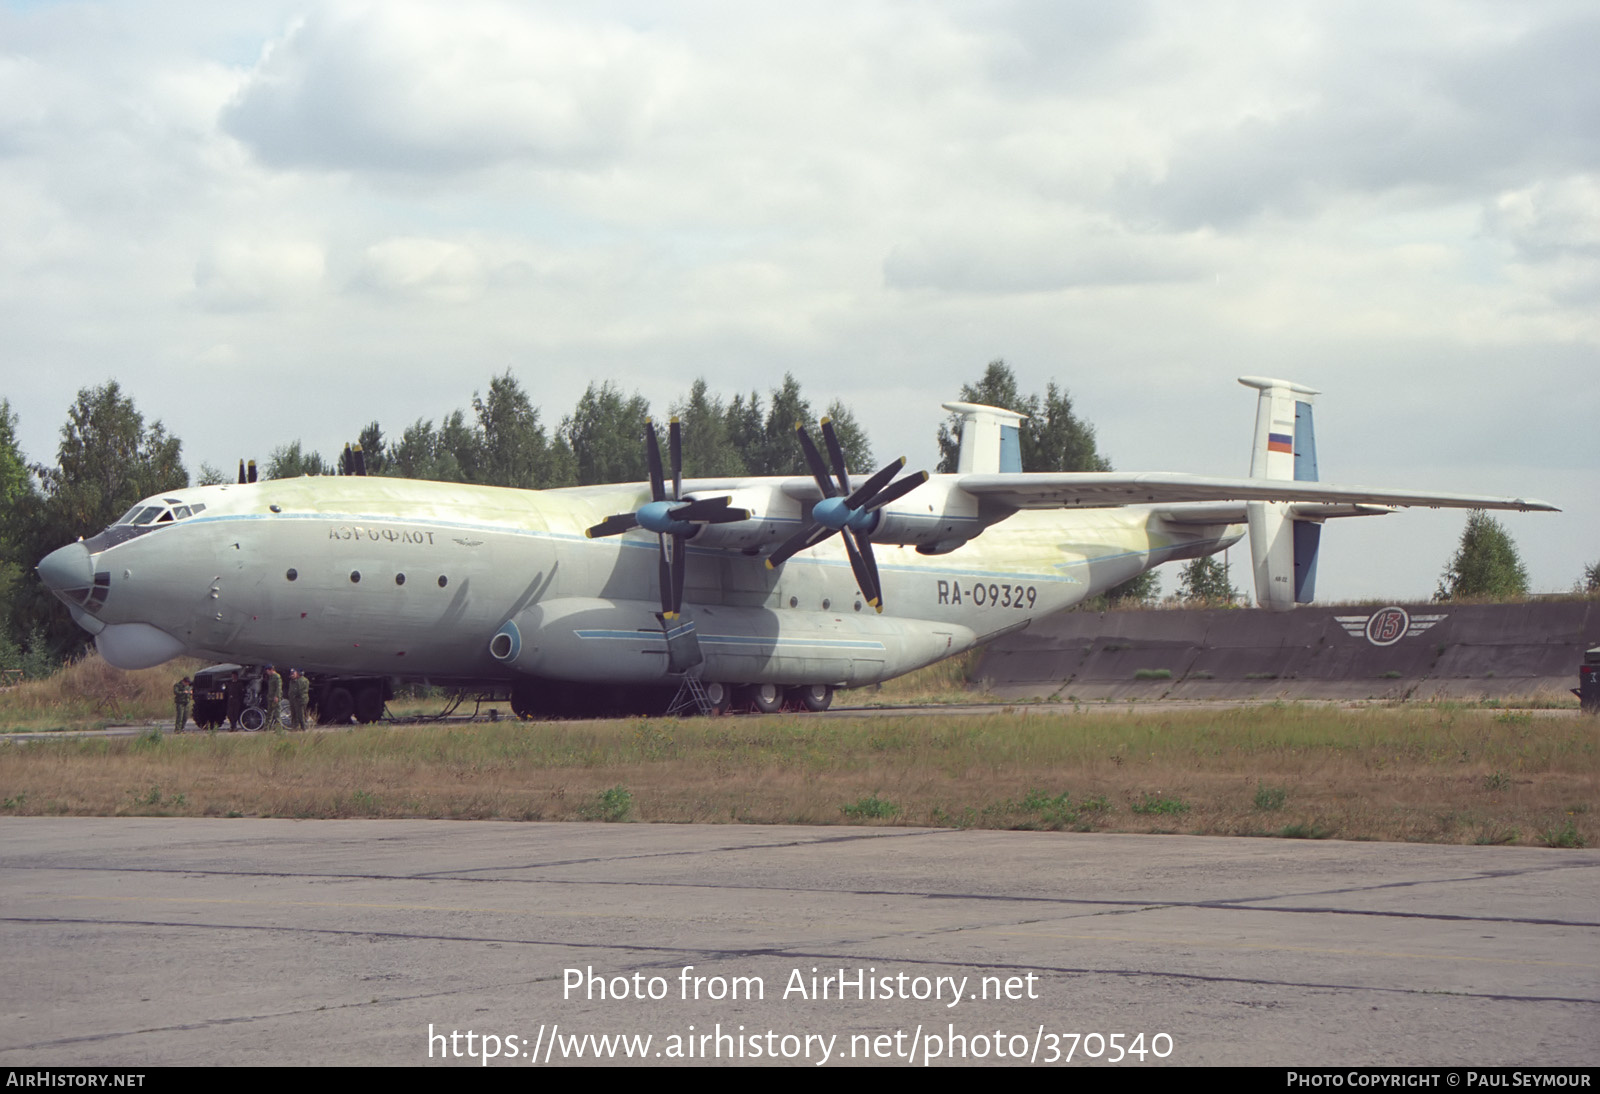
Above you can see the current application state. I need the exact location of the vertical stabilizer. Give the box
[1237,377,1323,610]
[942,402,1028,474]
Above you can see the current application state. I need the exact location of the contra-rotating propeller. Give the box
[584,417,749,620]
[764,417,928,612]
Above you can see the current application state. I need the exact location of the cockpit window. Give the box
[109,501,206,534]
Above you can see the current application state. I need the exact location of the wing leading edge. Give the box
[954,472,1558,514]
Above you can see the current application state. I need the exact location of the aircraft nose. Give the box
[37,541,94,605]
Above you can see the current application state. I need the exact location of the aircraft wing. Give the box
[954,473,1560,513]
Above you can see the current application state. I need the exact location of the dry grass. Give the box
[1,705,1593,847]
[0,652,201,730]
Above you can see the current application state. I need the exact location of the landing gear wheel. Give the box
[354,685,384,724]
[510,681,539,720]
[743,682,784,714]
[702,681,733,715]
[238,706,266,731]
[318,686,354,725]
[790,684,833,712]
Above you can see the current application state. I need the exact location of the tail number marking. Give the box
[937,580,1035,609]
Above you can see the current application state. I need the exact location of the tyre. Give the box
[318,686,355,725]
[702,681,732,715]
[354,685,384,724]
[742,682,784,714]
[789,683,833,712]
[238,706,265,731]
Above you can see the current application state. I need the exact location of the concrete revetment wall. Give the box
[974,600,1599,703]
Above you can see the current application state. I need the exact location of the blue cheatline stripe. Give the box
[572,630,886,651]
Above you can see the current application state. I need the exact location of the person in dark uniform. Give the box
[263,665,283,729]
[173,676,192,733]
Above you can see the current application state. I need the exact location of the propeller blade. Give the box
[851,529,882,611]
[644,420,666,503]
[669,496,746,523]
[670,533,687,619]
[765,522,833,569]
[844,457,905,510]
[702,505,750,524]
[862,469,928,512]
[820,417,851,496]
[657,533,674,617]
[794,424,836,497]
[585,513,641,538]
[669,417,682,502]
[840,530,881,611]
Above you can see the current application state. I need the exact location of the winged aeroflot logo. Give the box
[1334,607,1447,647]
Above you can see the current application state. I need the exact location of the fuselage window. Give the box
[395,573,406,586]
[286,569,298,582]
[437,575,448,588]
[130,506,163,525]
[156,510,174,522]
[350,571,361,583]
[171,506,191,519]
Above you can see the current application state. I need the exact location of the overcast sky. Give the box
[2,0,1594,602]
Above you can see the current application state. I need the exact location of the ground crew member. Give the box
[288,669,310,730]
[173,676,192,733]
[263,664,283,729]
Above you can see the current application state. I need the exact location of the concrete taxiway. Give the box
[1,818,1596,1067]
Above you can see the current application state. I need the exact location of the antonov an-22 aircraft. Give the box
[36,377,1555,719]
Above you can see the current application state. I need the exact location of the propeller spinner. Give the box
[584,417,749,619]
[764,417,928,612]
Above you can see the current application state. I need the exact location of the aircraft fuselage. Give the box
[38,473,1239,692]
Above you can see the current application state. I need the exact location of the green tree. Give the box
[755,374,814,476]
[264,440,331,480]
[472,371,574,488]
[35,382,188,536]
[936,360,1109,473]
[671,379,746,478]
[561,381,652,485]
[1581,559,1599,595]
[1436,511,1529,601]
[0,400,26,509]
[0,401,33,664]
[195,462,232,486]
[1176,556,1241,605]
[357,421,387,476]
[821,400,876,477]
[722,391,766,475]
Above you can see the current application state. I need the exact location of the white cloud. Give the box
[350,237,486,304]
[221,1,683,174]
[0,0,1593,600]
[193,238,326,311]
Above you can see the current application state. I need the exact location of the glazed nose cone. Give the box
[37,541,94,605]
